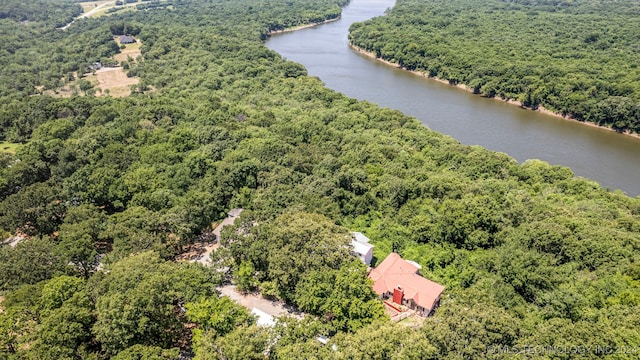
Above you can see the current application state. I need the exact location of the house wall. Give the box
[380,290,441,317]
[364,248,373,265]
[352,251,372,265]
[407,298,416,310]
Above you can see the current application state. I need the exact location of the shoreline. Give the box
[350,44,640,140]
[267,17,340,35]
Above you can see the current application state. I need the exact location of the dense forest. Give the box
[1,0,640,358]
[0,0,82,28]
[349,0,640,134]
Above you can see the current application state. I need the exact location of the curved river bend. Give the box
[267,0,640,197]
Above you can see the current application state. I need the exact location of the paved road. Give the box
[60,2,111,30]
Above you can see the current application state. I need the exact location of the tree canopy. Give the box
[1,0,640,358]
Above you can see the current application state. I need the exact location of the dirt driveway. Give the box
[218,284,303,318]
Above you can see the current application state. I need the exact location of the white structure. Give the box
[351,232,374,266]
[251,308,276,327]
[405,259,422,270]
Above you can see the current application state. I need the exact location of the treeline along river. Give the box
[266,0,640,197]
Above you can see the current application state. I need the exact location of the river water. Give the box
[266,0,640,197]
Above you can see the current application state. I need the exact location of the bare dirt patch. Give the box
[175,241,219,263]
[47,68,138,98]
[114,41,142,63]
[90,67,139,97]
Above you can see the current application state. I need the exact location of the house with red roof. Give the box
[368,253,445,317]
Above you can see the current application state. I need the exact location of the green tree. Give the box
[0,181,65,236]
[77,79,93,95]
[206,325,271,360]
[294,260,385,332]
[0,237,65,291]
[56,204,107,278]
[333,321,438,360]
[39,275,85,312]
[264,211,351,300]
[235,261,257,294]
[112,345,179,360]
[422,303,520,358]
[91,252,217,355]
[0,307,28,357]
[186,296,255,351]
[34,294,95,359]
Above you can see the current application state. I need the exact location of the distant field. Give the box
[80,1,133,19]
[91,6,138,18]
[80,1,113,13]
[0,142,21,154]
[88,7,113,18]
[80,0,171,18]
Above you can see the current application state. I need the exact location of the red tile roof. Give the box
[369,253,445,311]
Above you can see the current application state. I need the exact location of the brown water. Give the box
[266,0,640,197]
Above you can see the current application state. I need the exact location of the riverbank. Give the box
[350,44,640,140]
[268,17,340,35]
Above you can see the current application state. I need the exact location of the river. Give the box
[266,0,640,197]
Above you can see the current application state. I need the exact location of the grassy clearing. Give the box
[80,1,113,13]
[88,8,112,18]
[47,37,143,98]
[88,2,140,18]
[44,37,142,97]
[0,142,21,154]
[89,6,137,18]
[398,315,425,327]
[90,68,139,97]
[46,69,138,98]
[114,41,142,63]
[80,1,133,19]
[83,0,170,19]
